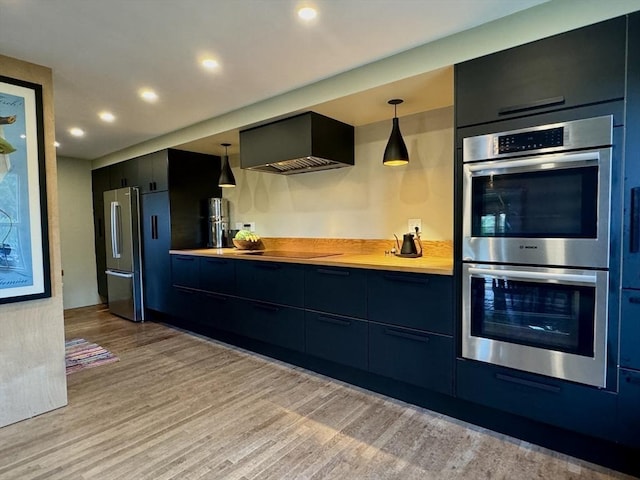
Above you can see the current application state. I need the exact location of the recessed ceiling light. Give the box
[69,127,85,137]
[99,111,116,122]
[201,58,219,70]
[54,141,60,148]
[139,89,158,102]
[298,6,317,21]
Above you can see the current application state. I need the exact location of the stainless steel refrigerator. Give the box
[104,187,144,322]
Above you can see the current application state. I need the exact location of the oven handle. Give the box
[467,267,597,286]
[466,151,599,173]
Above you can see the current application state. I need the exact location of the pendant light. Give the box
[218,143,236,188]
[383,98,409,166]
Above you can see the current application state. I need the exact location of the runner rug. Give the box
[65,338,119,375]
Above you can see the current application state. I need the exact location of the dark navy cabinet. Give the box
[171,254,200,289]
[456,359,617,441]
[142,192,172,313]
[235,300,305,352]
[199,257,236,295]
[138,150,169,194]
[305,311,368,370]
[305,265,367,319]
[455,16,626,127]
[368,271,453,335]
[620,291,640,370]
[617,369,640,448]
[369,323,453,395]
[235,261,304,307]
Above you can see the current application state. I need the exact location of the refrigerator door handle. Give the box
[110,201,121,258]
[106,270,134,279]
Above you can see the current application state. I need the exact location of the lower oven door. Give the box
[462,263,608,388]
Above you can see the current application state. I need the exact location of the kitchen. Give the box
[1,1,640,478]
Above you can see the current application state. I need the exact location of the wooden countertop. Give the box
[170,247,453,276]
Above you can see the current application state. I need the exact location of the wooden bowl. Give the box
[233,239,262,250]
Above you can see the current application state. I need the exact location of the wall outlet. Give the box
[243,222,256,232]
[408,218,422,234]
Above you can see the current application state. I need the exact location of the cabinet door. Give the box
[171,255,200,289]
[92,194,107,298]
[199,257,235,295]
[623,12,640,290]
[141,191,171,313]
[368,271,453,335]
[235,299,305,352]
[620,290,640,370]
[305,311,368,370]
[618,368,640,448]
[369,322,453,395]
[202,292,236,333]
[170,286,203,327]
[456,359,617,441]
[138,150,168,194]
[235,261,304,307]
[305,266,367,318]
[455,17,626,127]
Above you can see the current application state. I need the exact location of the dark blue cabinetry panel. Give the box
[456,359,617,441]
[305,311,368,370]
[171,255,200,289]
[235,300,305,352]
[201,291,236,333]
[305,266,367,318]
[171,286,204,321]
[618,368,640,448]
[235,261,304,307]
[369,322,453,395]
[620,290,640,370]
[368,271,453,335]
[199,257,236,295]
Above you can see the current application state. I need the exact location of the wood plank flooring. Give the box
[0,305,633,479]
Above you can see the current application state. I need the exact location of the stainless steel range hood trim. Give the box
[245,155,349,175]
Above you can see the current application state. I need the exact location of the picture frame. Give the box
[0,75,51,303]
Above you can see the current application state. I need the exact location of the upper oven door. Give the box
[462,147,612,268]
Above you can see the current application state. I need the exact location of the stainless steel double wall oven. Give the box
[461,115,614,388]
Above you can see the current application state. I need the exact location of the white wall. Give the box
[57,156,100,309]
[224,107,453,241]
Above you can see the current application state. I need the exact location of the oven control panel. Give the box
[497,127,564,154]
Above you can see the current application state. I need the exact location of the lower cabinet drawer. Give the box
[369,322,453,395]
[618,368,640,448]
[305,311,368,370]
[456,359,617,440]
[201,292,236,333]
[171,286,203,320]
[235,300,305,352]
[620,290,640,369]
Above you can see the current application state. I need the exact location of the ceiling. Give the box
[0,0,547,160]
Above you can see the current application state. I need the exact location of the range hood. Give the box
[239,112,354,175]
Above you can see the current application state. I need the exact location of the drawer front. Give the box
[369,322,453,395]
[456,359,616,440]
[199,257,236,295]
[171,255,200,289]
[201,291,236,333]
[305,311,368,370]
[620,290,640,369]
[235,261,304,307]
[368,271,453,335]
[305,266,367,318]
[170,286,203,322]
[618,368,640,448]
[235,299,305,352]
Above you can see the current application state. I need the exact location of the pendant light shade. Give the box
[383,98,409,166]
[218,143,236,188]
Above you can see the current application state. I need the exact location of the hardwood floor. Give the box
[0,305,633,479]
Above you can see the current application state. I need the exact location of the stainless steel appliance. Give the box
[461,116,614,388]
[207,197,229,248]
[104,187,144,322]
[462,263,609,387]
[462,115,613,268]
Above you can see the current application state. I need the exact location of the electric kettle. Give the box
[393,227,422,258]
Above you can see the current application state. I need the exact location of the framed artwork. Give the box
[0,75,51,303]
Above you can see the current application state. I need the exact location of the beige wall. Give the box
[225,108,453,241]
[57,156,100,309]
[0,55,67,427]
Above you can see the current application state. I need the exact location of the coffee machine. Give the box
[207,198,229,248]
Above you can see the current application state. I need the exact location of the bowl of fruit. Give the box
[233,230,263,250]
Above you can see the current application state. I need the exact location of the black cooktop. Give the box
[242,250,340,259]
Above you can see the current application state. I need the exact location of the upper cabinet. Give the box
[138,150,169,194]
[455,16,627,128]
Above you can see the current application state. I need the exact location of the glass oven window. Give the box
[471,166,598,238]
[470,276,595,356]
